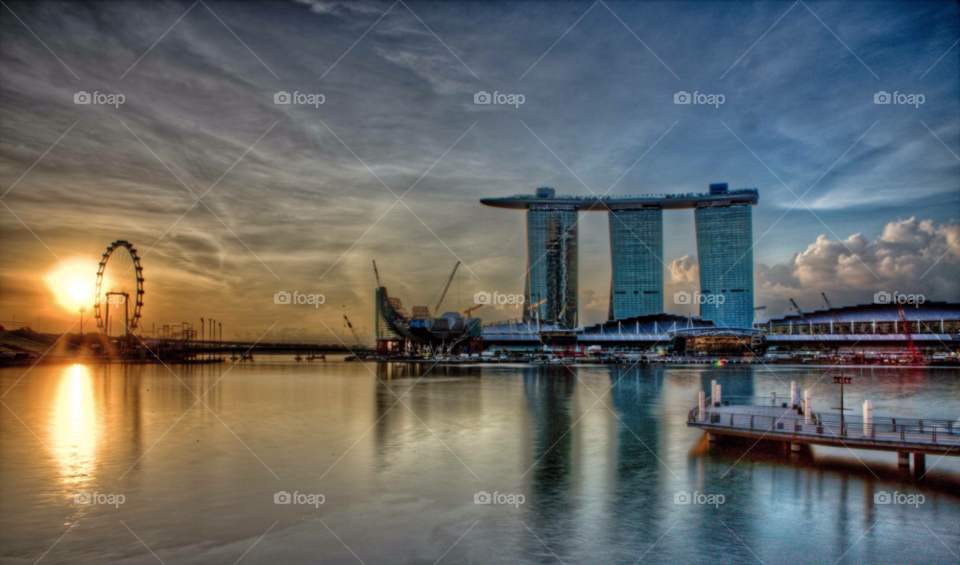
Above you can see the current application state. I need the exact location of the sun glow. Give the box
[44,259,98,311]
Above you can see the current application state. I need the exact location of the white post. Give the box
[716,384,722,407]
[804,390,812,423]
[698,391,706,421]
[863,400,873,438]
[711,380,717,405]
[790,381,797,408]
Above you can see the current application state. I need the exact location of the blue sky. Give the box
[1,0,957,337]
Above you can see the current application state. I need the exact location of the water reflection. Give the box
[49,364,100,487]
[522,367,576,560]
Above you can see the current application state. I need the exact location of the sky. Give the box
[1,0,958,341]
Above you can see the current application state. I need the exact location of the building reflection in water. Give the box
[522,367,576,560]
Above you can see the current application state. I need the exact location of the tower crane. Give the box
[821,292,847,334]
[789,298,805,319]
[433,261,460,315]
[343,315,364,348]
[894,295,923,364]
[462,304,484,317]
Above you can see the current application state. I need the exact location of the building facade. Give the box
[694,184,754,329]
[608,206,663,319]
[526,189,579,328]
[481,184,758,328]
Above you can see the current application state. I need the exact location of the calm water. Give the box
[1,361,958,564]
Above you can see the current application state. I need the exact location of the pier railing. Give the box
[718,396,800,408]
[688,408,957,446]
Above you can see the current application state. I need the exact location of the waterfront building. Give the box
[480,184,759,327]
[693,183,755,329]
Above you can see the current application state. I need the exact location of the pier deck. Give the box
[688,403,958,457]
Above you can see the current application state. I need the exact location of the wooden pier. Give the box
[687,384,958,478]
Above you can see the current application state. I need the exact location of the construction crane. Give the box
[821,292,847,334]
[527,298,547,311]
[789,298,805,319]
[462,304,484,317]
[894,295,923,364]
[343,315,363,347]
[433,261,460,315]
[372,260,382,288]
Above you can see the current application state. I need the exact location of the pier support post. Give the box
[863,400,873,439]
[698,391,706,421]
[898,452,910,469]
[791,381,798,408]
[804,390,812,423]
[914,453,926,479]
[711,380,717,406]
[716,384,722,407]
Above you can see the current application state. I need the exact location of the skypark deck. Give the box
[479,188,759,210]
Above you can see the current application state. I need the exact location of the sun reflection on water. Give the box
[49,364,100,486]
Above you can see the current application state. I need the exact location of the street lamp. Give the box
[832,371,853,431]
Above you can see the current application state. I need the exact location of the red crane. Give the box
[894,294,923,364]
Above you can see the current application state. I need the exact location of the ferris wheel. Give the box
[94,240,144,335]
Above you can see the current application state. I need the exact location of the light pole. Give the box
[79,306,86,337]
[832,371,853,432]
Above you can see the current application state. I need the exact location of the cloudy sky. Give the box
[1,0,958,340]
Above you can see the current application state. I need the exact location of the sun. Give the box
[68,280,90,303]
[44,259,98,311]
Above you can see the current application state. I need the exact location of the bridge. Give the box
[159,340,371,355]
[687,388,958,478]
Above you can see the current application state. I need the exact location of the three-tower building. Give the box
[480,183,759,329]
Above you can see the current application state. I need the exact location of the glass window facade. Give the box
[608,207,663,319]
[694,204,754,329]
[526,206,578,328]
